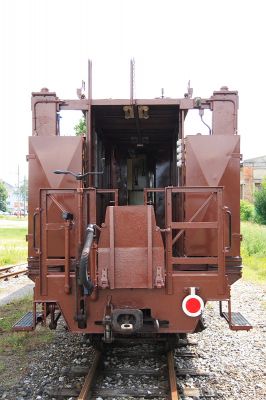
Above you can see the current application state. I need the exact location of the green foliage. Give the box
[241,222,266,283]
[241,222,266,256]
[240,200,254,221]
[74,117,86,136]
[0,182,8,211]
[254,178,266,225]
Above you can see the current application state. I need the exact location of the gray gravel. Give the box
[0,269,33,306]
[0,279,265,399]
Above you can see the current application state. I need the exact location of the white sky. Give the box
[1,0,266,186]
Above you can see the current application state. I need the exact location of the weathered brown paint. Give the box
[27,79,241,337]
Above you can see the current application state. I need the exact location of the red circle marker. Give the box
[182,292,204,317]
[186,297,201,313]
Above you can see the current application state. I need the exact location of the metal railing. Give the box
[144,186,226,294]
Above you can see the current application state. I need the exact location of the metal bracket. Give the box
[154,266,165,288]
[26,154,36,161]
[100,267,109,288]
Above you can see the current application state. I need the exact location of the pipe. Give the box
[79,224,94,295]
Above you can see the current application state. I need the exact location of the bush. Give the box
[240,200,254,221]
[241,222,266,257]
[254,179,266,225]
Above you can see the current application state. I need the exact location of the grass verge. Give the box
[241,222,266,283]
[0,295,54,353]
[0,215,27,221]
[0,295,55,386]
[0,225,27,267]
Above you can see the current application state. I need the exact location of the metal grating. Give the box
[12,311,43,331]
[222,312,252,330]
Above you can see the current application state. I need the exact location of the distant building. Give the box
[1,180,17,211]
[240,156,266,203]
[0,180,27,213]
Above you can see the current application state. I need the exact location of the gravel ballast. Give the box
[0,279,265,400]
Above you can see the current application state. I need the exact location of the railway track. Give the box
[77,348,179,399]
[50,339,214,399]
[0,263,28,280]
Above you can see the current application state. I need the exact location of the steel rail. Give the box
[78,350,101,400]
[0,263,27,273]
[0,269,28,280]
[0,266,14,273]
[167,350,180,400]
[74,347,199,399]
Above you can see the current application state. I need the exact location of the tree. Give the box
[254,178,266,225]
[14,177,28,215]
[74,117,86,136]
[0,181,8,211]
[240,200,254,221]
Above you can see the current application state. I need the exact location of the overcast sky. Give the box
[1,0,265,186]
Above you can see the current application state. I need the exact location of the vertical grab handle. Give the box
[33,210,38,251]
[224,207,232,251]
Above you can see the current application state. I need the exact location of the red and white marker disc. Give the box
[182,293,204,317]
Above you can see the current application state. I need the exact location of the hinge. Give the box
[100,267,109,288]
[26,154,36,161]
[233,233,243,241]
[154,266,165,288]
[231,153,242,159]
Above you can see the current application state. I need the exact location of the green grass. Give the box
[241,222,266,283]
[0,328,54,353]
[0,296,54,387]
[0,295,54,354]
[0,361,6,373]
[0,225,27,266]
[0,215,27,221]
[0,295,33,332]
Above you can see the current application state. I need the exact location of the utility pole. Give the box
[23,175,26,216]
[17,165,21,218]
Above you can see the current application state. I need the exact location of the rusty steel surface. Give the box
[167,350,180,400]
[185,135,241,259]
[77,350,101,400]
[97,205,165,289]
[27,68,245,340]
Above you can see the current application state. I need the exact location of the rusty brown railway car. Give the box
[14,61,251,345]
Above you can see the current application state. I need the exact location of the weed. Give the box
[0,296,54,354]
[241,222,266,283]
[0,328,54,354]
[240,200,254,221]
[206,302,213,310]
[0,226,27,266]
[0,295,33,331]
[0,361,6,373]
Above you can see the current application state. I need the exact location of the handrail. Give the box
[161,186,225,294]
[33,210,39,251]
[224,207,232,252]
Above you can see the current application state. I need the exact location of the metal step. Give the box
[12,311,43,331]
[222,311,252,331]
